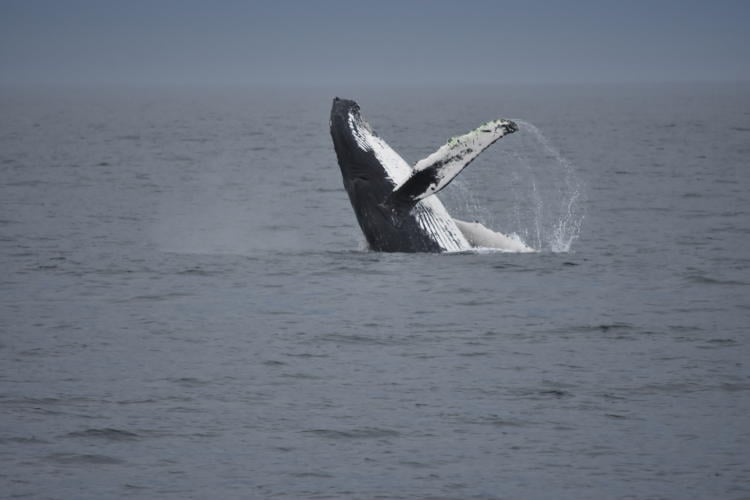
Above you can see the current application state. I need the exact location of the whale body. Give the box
[329,97,533,253]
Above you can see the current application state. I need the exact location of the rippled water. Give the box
[1,83,749,499]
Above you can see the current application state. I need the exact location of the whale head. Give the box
[329,97,398,194]
[329,97,359,161]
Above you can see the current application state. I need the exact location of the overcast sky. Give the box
[1,0,748,85]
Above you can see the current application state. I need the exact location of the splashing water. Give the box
[519,121,585,252]
[444,120,585,253]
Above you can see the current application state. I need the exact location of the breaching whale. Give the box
[330,97,534,253]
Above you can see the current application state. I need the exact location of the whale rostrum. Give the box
[330,97,533,253]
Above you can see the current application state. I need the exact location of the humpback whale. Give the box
[330,98,533,253]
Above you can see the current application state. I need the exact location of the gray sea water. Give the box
[1,83,749,499]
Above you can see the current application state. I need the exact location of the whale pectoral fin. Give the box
[454,219,535,252]
[391,119,518,203]
[388,164,444,204]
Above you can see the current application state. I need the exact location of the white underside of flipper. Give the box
[392,119,518,202]
[348,112,411,185]
[454,219,535,253]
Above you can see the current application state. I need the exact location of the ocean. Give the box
[1,83,749,499]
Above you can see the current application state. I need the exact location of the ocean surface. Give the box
[1,83,749,499]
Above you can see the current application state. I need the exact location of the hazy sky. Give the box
[1,0,748,85]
